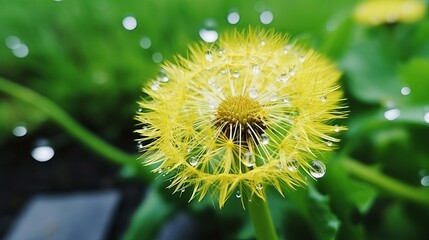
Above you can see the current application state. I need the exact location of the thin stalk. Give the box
[0,76,150,181]
[247,195,278,240]
[341,157,429,207]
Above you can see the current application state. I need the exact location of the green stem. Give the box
[341,157,429,207]
[247,195,278,240]
[0,76,150,181]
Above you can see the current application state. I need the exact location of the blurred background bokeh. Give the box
[1,0,428,239]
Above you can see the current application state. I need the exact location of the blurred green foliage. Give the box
[1,0,429,239]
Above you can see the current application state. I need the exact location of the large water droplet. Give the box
[310,160,326,178]
[139,37,151,49]
[400,86,411,96]
[122,16,137,30]
[384,108,401,121]
[31,140,55,162]
[12,125,27,137]
[227,11,240,24]
[205,51,213,62]
[199,25,218,43]
[287,159,299,171]
[189,156,198,166]
[243,152,255,167]
[260,11,273,24]
[260,133,269,145]
[248,88,258,99]
[421,175,429,186]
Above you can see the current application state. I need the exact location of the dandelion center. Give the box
[215,95,265,141]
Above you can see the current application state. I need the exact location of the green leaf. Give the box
[122,186,174,240]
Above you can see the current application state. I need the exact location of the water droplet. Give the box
[326,141,333,147]
[199,20,218,43]
[298,56,305,62]
[181,189,186,193]
[5,36,20,49]
[156,69,169,82]
[260,133,269,145]
[283,45,292,54]
[189,156,198,166]
[137,141,143,150]
[158,168,163,174]
[236,191,241,198]
[218,49,225,55]
[310,160,326,178]
[260,11,273,24]
[209,100,217,109]
[283,97,290,103]
[12,43,29,58]
[289,67,296,76]
[150,81,160,91]
[12,125,27,137]
[320,96,327,103]
[293,134,300,140]
[260,41,266,46]
[208,77,216,85]
[152,52,163,63]
[137,108,143,113]
[421,175,429,186]
[31,140,55,162]
[334,124,340,133]
[243,152,255,167]
[286,159,299,171]
[139,37,151,49]
[277,73,289,83]
[122,16,137,30]
[400,87,411,96]
[384,108,401,121]
[256,183,263,190]
[248,88,258,98]
[232,70,240,78]
[269,94,278,102]
[227,11,240,24]
[205,51,213,62]
[424,111,429,123]
[252,64,260,73]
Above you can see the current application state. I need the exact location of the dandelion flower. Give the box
[135,29,346,208]
[354,0,427,26]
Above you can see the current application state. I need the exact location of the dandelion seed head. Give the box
[135,28,347,207]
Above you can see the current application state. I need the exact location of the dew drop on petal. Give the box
[205,51,213,62]
[236,191,241,198]
[252,64,261,73]
[334,124,340,133]
[248,88,258,99]
[320,96,327,103]
[326,141,333,147]
[232,70,240,78]
[283,45,292,54]
[298,56,305,62]
[137,141,143,151]
[256,183,263,190]
[260,133,269,145]
[286,159,299,171]
[157,69,169,82]
[278,73,289,83]
[243,152,255,167]
[158,168,163,174]
[260,41,266,47]
[150,81,160,91]
[269,94,278,102]
[384,108,401,121]
[310,160,326,178]
[189,156,198,166]
[199,29,218,43]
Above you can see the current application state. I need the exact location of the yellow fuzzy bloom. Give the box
[354,0,427,26]
[135,29,346,208]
